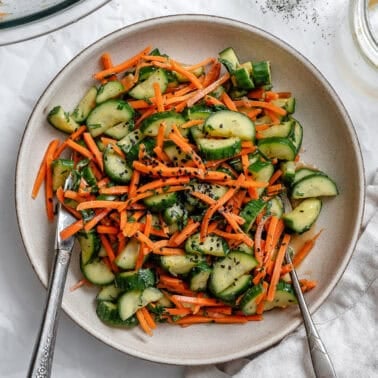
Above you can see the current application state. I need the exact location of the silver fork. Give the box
[282,194,337,378]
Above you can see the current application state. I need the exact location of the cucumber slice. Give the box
[186,182,227,208]
[184,105,213,121]
[209,251,258,295]
[252,61,272,86]
[96,284,123,302]
[232,242,254,255]
[264,281,298,310]
[118,290,142,320]
[290,119,303,153]
[248,159,274,196]
[197,137,242,160]
[115,269,155,291]
[256,121,294,139]
[48,106,80,134]
[96,300,138,327]
[141,287,163,305]
[267,196,284,218]
[240,199,267,232]
[77,230,100,266]
[292,168,323,185]
[185,232,229,257]
[96,81,125,104]
[143,192,178,212]
[129,68,168,100]
[189,262,212,292]
[271,97,296,114]
[103,145,133,184]
[217,274,252,303]
[258,137,297,161]
[176,65,204,83]
[240,284,264,315]
[115,238,140,270]
[117,129,143,153]
[163,203,186,225]
[219,47,240,72]
[280,161,296,184]
[140,110,186,137]
[125,137,155,163]
[204,110,255,141]
[81,258,115,286]
[291,175,339,199]
[283,198,322,234]
[81,165,97,187]
[72,86,98,123]
[104,121,131,140]
[86,99,134,137]
[232,66,254,90]
[51,158,74,191]
[163,143,191,167]
[160,254,204,276]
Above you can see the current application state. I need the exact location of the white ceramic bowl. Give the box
[16,15,364,365]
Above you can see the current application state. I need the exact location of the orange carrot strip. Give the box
[141,306,156,329]
[293,230,323,267]
[175,316,213,325]
[190,191,216,206]
[268,169,282,185]
[97,225,118,234]
[32,139,60,199]
[204,94,224,106]
[170,60,203,89]
[153,248,186,256]
[212,316,248,324]
[60,219,84,240]
[132,161,204,179]
[180,119,204,129]
[83,132,104,171]
[128,170,140,198]
[170,221,200,247]
[66,139,94,159]
[171,295,223,307]
[247,88,265,99]
[135,309,153,336]
[187,72,230,107]
[221,91,238,111]
[255,123,271,132]
[84,209,111,231]
[202,61,221,87]
[76,200,125,211]
[99,186,129,195]
[164,308,192,316]
[233,100,287,116]
[254,216,268,265]
[136,177,190,194]
[94,46,152,81]
[267,234,291,301]
[184,57,215,71]
[99,234,118,271]
[153,81,165,112]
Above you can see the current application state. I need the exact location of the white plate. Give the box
[16,15,365,365]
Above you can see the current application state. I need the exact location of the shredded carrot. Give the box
[221,91,238,111]
[293,230,323,267]
[66,139,94,159]
[153,81,165,112]
[60,219,84,240]
[136,309,153,336]
[83,132,103,171]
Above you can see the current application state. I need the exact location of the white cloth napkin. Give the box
[186,171,378,378]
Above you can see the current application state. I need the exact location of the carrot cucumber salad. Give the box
[32,46,338,335]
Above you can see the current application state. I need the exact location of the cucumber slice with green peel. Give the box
[96,284,123,302]
[204,110,255,141]
[197,137,242,160]
[176,65,204,83]
[283,198,322,234]
[163,203,186,225]
[289,119,303,153]
[141,287,163,305]
[240,199,267,232]
[292,168,324,185]
[104,121,132,140]
[160,254,204,276]
[96,81,125,104]
[185,232,229,257]
[71,86,98,123]
[128,68,168,100]
[125,137,155,163]
[217,274,252,303]
[140,110,187,137]
[86,99,134,137]
[189,262,212,292]
[280,161,296,184]
[240,284,264,315]
[232,242,254,255]
[271,97,296,114]
[51,159,74,191]
[143,192,178,212]
[219,47,240,72]
[81,258,115,286]
[256,121,294,139]
[48,106,80,134]
[118,290,142,320]
[163,143,191,166]
[258,137,297,161]
[248,159,274,196]
[81,165,97,187]
[263,281,298,310]
[103,145,133,184]
[115,238,140,270]
[96,301,138,327]
[232,66,254,90]
[209,251,258,295]
[267,196,284,218]
[186,182,227,208]
[252,61,272,86]
[77,230,100,266]
[117,129,143,153]
[184,105,213,121]
[291,175,339,199]
[115,269,155,291]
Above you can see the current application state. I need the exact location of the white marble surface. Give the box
[1,1,377,377]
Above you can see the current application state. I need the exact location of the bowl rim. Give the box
[15,14,366,365]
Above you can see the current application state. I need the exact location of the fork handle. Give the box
[289,258,337,378]
[27,248,72,378]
